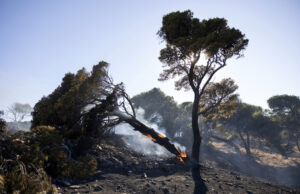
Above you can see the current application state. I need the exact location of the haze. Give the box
[0,0,299,112]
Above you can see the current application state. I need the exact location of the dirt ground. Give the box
[54,137,300,194]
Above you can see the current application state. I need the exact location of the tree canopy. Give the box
[7,103,32,122]
[158,10,248,172]
[268,95,300,151]
[131,88,180,138]
[31,61,117,138]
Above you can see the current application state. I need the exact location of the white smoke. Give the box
[114,108,174,157]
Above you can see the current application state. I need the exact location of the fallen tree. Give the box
[114,111,187,162]
[80,82,188,162]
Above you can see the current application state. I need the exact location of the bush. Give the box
[30,126,97,179]
[0,118,7,134]
[5,167,57,194]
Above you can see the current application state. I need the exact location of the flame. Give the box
[157,133,166,138]
[176,148,187,163]
[146,134,157,142]
[180,152,187,158]
[176,155,184,163]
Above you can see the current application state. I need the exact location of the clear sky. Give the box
[0,0,299,117]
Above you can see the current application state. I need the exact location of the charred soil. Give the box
[55,136,300,194]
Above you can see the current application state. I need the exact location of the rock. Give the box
[97,145,102,151]
[94,185,103,191]
[236,176,241,180]
[143,172,147,178]
[127,170,133,176]
[69,185,81,189]
[111,156,123,166]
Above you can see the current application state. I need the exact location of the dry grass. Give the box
[209,141,300,167]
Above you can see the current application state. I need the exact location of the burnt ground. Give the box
[54,137,300,194]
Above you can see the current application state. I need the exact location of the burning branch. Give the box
[114,111,188,163]
[90,82,188,163]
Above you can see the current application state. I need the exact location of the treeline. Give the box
[131,88,300,158]
[0,61,299,193]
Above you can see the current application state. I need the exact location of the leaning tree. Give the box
[157,10,248,168]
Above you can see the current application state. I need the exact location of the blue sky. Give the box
[0,0,299,117]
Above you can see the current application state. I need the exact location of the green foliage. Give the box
[68,154,97,179]
[199,78,239,120]
[158,10,248,162]
[5,167,57,194]
[268,95,300,115]
[29,62,116,181]
[45,151,97,179]
[132,88,180,138]
[158,10,248,87]
[0,130,58,193]
[31,61,114,138]
[28,126,98,179]
[132,88,195,148]
[219,103,271,140]
[268,94,300,151]
[158,10,246,58]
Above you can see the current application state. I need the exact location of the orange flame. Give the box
[176,155,184,163]
[146,134,157,142]
[176,148,187,163]
[157,133,166,138]
[180,152,187,158]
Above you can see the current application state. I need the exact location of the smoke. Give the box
[114,107,183,157]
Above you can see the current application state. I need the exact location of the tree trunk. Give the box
[297,139,300,152]
[191,95,207,193]
[246,131,251,157]
[192,95,201,164]
[238,130,251,157]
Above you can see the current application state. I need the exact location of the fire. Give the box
[146,134,157,142]
[176,148,187,163]
[176,155,184,163]
[157,133,166,138]
[180,152,187,158]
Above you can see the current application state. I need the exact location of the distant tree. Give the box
[7,103,32,122]
[157,10,248,170]
[268,95,300,151]
[219,103,263,157]
[132,88,195,148]
[131,88,181,139]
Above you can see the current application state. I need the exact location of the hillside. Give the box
[55,136,300,194]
